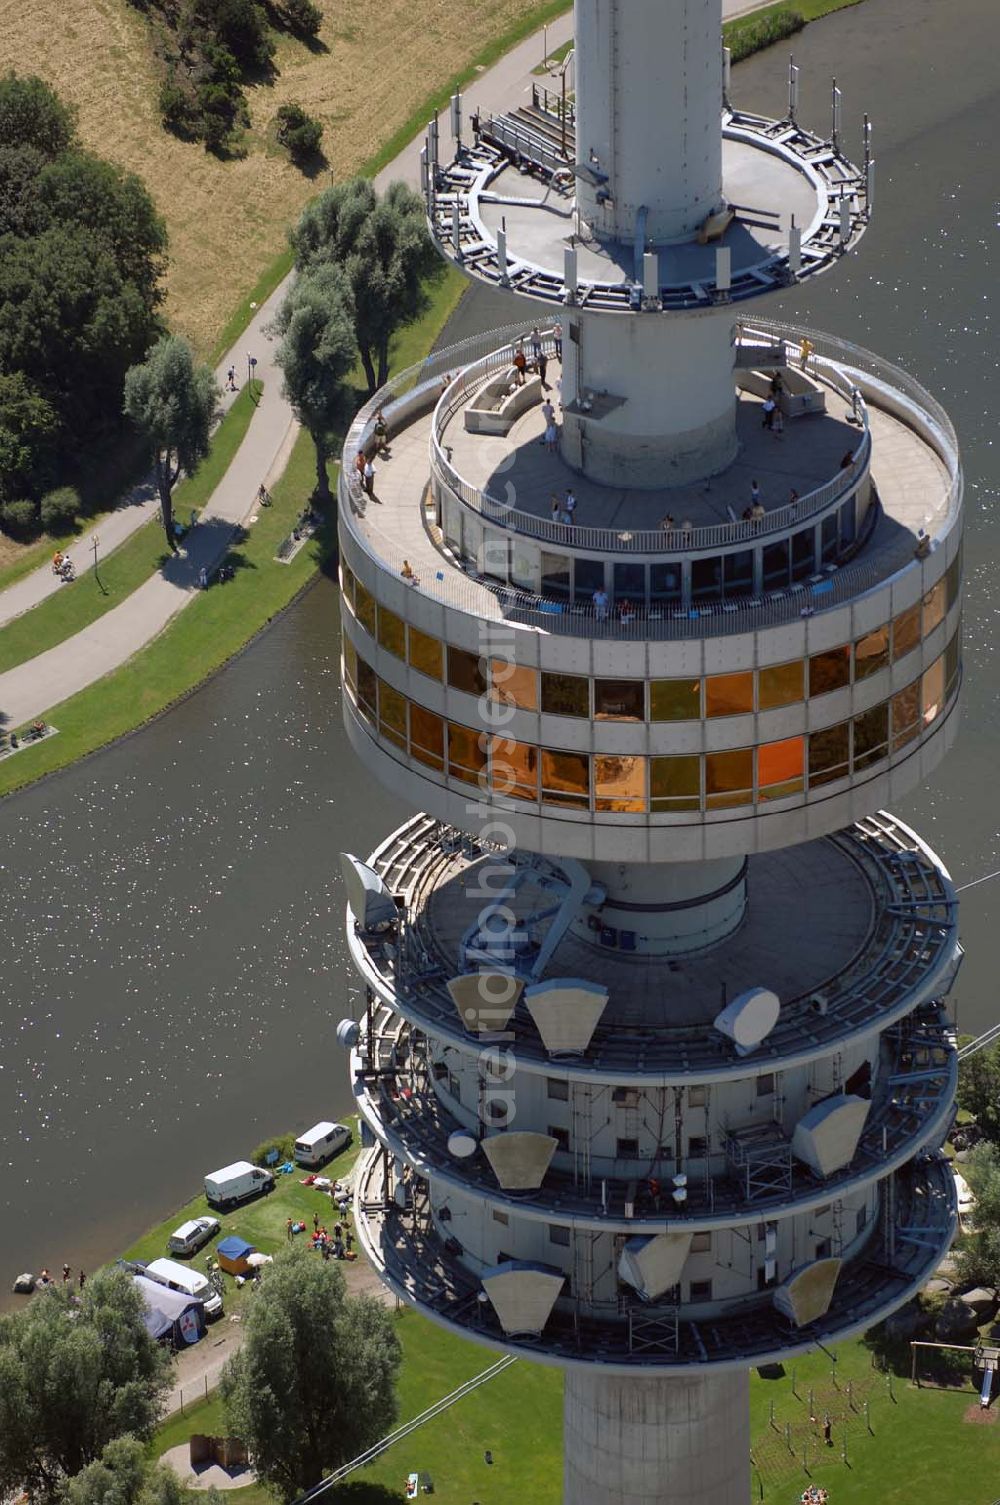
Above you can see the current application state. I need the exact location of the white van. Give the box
[204,1160,274,1210]
[144,1257,223,1319]
[294,1121,351,1167]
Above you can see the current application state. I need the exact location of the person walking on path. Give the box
[78,1270,86,1289]
[564,489,576,523]
[761,396,776,430]
[226,366,237,392]
[530,326,542,363]
[538,349,549,388]
[363,458,376,497]
[544,415,559,453]
[553,322,563,361]
[513,344,527,386]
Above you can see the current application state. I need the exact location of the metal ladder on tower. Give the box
[573,1083,593,1192]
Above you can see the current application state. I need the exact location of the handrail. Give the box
[427,324,875,556]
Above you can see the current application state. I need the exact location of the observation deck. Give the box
[354,1144,955,1374]
[345,811,960,1083]
[339,320,959,639]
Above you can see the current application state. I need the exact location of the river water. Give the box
[0,0,996,1298]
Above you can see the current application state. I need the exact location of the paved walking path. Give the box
[0,0,779,726]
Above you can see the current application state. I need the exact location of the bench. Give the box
[464,371,543,434]
[737,365,826,418]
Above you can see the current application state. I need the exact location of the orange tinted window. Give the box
[595,754,646,812]
[705,749,753,807]
[758,737,804,798]
[705,672,753,717]
[892,602,921,661]
[490,660,538,710]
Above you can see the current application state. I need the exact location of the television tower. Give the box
[337,4,962,1502]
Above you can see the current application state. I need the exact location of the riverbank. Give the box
[0,266,465,799]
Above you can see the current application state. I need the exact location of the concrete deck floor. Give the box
[425,837,874,1030]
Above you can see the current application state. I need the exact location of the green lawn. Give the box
[0,266,466,799]
[0,383,261,676]
[151,1313,1000,1505]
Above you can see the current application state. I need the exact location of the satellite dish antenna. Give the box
[335,1018,360,1051]
[340,852,398,933]
[714,987,780,1055]
[448,1130,479,1158]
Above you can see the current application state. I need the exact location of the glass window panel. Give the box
[922,655,945,726]
[758,736,804,799]
[594,679,645,721]
[448,722,487,784]
[891,682,921,751]
[378,680,407,750]
[340,563,356,605]
[705,671,753,717]
[839,497,857,545]
[540,672,589,718]
[821,512,839,564]
[511,545,537,591]
[808,721,850,787]
[377,605,406,660]
[922,578,946,636]
[541,749,590,807]
[354,580,376,636]
[490,659,538,710]
[408,625,443,680]
[442,491,461,549]
[763,538,790,587]
[613,562,645,602]
[692,556,722,600]
[650,679,701,720]
[356,660,377,724]
[541,552,571,599]
[595,754,646,812]
[574,558,605,600]
[854,625,889,680]
[410,705,444,770]
[461,510,483,562]
[481,531,509,582]
[853,704,889,770]
[758,660,803,709]
[892,602,921,662]
[945,622,961,693]
[490,738,539,801]
[650,756,701,811]
[723,550,754,597]
[705,748,753,808]
[447,645,486,697]
[343,636,357,690]
[650,562,682,602]
[791,528,815,580]
[809,645,851,697]
[946,548,962,610]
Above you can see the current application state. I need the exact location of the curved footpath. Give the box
[0,0,767,728]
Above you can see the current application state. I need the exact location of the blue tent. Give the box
[217,1235,255,1274]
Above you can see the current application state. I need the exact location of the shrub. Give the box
[726,9,804,63]
[250,1131,297,1167]
[284,0,322,36]
[159,79,197,135]
[0,497,41,538]
[197,0,275,71]
[39,484,80,532]
[0,72,76,158]
[276,101,323,163]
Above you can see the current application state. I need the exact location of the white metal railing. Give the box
[427,323,875,556]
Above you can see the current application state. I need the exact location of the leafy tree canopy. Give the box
[957,1041,1000,1145]
[65,1437,186,1505]
[271,262,355,499]
[292,176,441,391]
[0,1269,171,1502]
[123,334,218,547]
[0,372,58,504]
[220,1247,402,1499]
[0,71,76,158]
[956,1141,1000,1290]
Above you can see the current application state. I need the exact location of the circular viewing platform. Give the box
[346,811,960,1083]
[428,106,870,310]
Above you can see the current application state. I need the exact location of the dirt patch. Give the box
[963,1402,999,1424]
[0,0,544,353]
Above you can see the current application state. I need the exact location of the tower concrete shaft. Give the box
[576,0,725,243]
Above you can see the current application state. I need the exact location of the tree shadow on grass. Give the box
[329,1483,405,1505]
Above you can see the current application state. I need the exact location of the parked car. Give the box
[294,1121,352,1167]
[204,1160,274,1210]
[143,1257,223,1320]
[167,1216,220,1257]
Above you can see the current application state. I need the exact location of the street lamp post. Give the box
[247,354,258,395]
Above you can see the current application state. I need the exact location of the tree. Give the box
[220,1247,401,1499]
[0,72,76,158]
[955,1141,1000,1290]
[275,102,323,165]
[957,1040,1000,1145]
[65,1437,186,1505]
[123,336,217,550]
[35,152,168,311]
[292,176,442,392]
[271,263,355,502]
[0,1268,171,1502]
[0,371,58,505]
